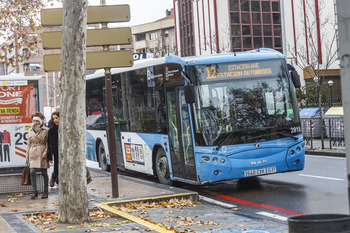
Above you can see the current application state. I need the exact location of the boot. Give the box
[41,191,48,199]
[49,177,55,187]
[30,191,38,200]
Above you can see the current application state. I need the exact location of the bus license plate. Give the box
[244,167,276,177]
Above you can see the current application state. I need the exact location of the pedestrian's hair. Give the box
[31,112,45,120]
[51,111,60,121]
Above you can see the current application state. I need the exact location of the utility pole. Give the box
[336,0,350,213]
[100,0,119,198]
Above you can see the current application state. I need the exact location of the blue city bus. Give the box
[85,48,305,185]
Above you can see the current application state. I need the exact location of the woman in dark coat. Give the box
[47,111,59,186]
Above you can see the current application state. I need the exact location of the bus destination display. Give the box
[202,60,281,81]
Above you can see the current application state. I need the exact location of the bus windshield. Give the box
[188,59,301,146]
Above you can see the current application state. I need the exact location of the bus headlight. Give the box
[296,147,300,152]
[290,150,295,155]
[213,157,218,163]
[220,158,225,163]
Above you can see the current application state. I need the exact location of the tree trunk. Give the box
[58,0,89,223]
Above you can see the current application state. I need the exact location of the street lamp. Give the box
[314,76,320,106]
[328,80,334,108]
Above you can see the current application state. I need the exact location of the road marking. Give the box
[298,174,344,181]
[306,154,345,160]
[256,211,288,221]
[200,196,237,208]
[212,193,305,215]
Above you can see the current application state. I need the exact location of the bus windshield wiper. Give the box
[215,132,234,150]
[249,131,299,141]
[275,132,298,140]
[215,128,262,150]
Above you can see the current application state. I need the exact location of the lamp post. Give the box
[313,76,320,106]
[328,80,334,108]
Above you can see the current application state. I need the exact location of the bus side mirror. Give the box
[288,64,301,88]
[291,70,301,88]
[184,84,195,104]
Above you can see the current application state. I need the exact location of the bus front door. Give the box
[166,86,196,182]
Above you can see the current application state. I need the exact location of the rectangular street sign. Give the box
[42,28,132,49]
[41,5,130,26]
[43,50,134,71]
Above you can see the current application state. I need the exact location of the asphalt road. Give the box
[182,154,349,218]
[89,153,349,225]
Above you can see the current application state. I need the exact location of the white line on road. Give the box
[200,196,237,208]
[256,211,288,221]
[306,154,345,160]
[298,174,344,181]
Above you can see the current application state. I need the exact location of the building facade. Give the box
[174,0,283,56]
[284,0,340,102]
[173,0,340,102]
[131,9,176,57]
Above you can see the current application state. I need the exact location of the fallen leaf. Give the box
[1,203,7,207]
[11,209,18,212]
[7,198,18,203]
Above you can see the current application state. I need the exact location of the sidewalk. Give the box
[304,138,346,157]
[0,168,287,233]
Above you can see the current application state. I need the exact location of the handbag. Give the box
[21,163,31,185]
[86,166,92,184]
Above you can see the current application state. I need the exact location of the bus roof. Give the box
[86,48,284,80]
[171,48,285,66]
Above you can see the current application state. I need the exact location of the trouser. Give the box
[30,168,48,192]
[51,156,59,184]
[0,144,2,162]
[3,144,9,162]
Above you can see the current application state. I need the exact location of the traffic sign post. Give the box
[41,4,133,198]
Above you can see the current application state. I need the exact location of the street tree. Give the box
[199,24,232,54]
[288,0,338,149]
[0,0,58,74]
[58,0,89,223]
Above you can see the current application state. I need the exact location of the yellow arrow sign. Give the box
[42,28,132,49]
[43,50,134,71]
[41,5,130,26]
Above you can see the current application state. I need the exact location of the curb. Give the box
[305,150,345,158]
[96,192,198,233]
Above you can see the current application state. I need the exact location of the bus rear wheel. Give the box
[155,149,173,185]
[98,143,110,172]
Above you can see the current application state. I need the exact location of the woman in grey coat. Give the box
[26,112,49,199]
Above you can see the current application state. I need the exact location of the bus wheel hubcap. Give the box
[158,156,167,177]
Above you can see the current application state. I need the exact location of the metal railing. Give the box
[302,119,345,150]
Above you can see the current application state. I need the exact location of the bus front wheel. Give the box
[98,143,110,172]
[155,149,173,185]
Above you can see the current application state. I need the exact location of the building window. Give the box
[22,48,29,57]
[23,63,30,71]
[136,34,146,41]
[164,30,169,38]
[178,0,195,56]
[150,32,158,40]
[230,0,282,51]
